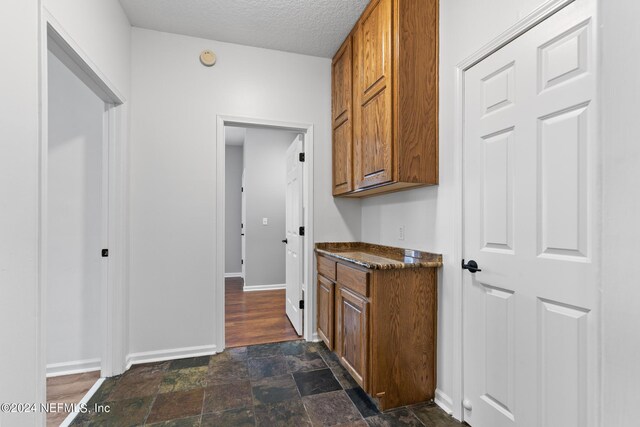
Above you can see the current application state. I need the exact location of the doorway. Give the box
[460,1,599,426]
[40,19,128,427]
[45,46,106,426]
[223,125,305,347]
[216,116,315,352]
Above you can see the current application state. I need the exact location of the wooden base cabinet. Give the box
[316,254,438,411]
[317,275,335,350]
[335,284,369,389]
[331,0,439,198]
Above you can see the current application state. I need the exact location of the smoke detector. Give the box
[200,50,216,67]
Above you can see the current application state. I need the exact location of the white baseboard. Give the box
[46,358,101,377]
[311,332,320,342]
[224,272,243,278]
[60,377,105,427]
[434,388,454,415]
[243,283,286,292]
[125,344,218,370]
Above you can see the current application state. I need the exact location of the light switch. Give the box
[262,218,268,225]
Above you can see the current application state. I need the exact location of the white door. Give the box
[463,3,598,427]
[285,135,304,335]
[241,169,246,279]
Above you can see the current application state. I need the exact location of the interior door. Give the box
[285,135,304,335]
[241,169,246,279]
[463,3,598,427]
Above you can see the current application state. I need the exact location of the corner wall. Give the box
[600,1,640,425]
[0,0,131,423]
[0,1,42,425]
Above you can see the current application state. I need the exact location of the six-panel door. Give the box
[462,3,598,426]
[336,284,368,389]
[353,0,393,189]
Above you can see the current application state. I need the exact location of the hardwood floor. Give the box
[47,371,100,426]
[225,277,300,348]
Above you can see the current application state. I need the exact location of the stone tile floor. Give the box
[71,341,464,426]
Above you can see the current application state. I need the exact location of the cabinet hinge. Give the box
[299,152,305,162]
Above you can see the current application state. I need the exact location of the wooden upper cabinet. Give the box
[332,37,353,195]
[354,0,393,189]
[331,0,438,197]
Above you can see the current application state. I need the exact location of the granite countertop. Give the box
[315,242,443,270]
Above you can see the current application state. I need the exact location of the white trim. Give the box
[46,359,101,377]
[243,283,286,292]
[451,0,576,422]
[125,345,218,370]
[224,272,243,278]
[216,115,315,354]
[434,388,454,415]
[38,10,130,416]
[59,377,105,427]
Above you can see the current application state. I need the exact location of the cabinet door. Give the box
[336,285,368,389]
[317,275,335,350]
[332,37,353,195]
[354,0,393,189]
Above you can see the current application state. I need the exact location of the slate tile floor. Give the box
[71,341,463,426]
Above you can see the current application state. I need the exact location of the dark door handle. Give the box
[282,239,288,244]
[462,259,482,273]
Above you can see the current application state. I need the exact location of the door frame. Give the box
[37,8,129,412]
[215,115,315,351]
[451,0,592,422]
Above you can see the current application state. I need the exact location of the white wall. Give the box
[0,1,42,425]
[225,144,243,274]
[360,0,551,416]
[129,28,361,356]
[600,2,640,425]
[47,51,103,372]
[0,1,130,423]
[43,0,132,377]
[243,128,298,288]
[44,0,132,97]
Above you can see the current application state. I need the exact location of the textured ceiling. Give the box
[119,0,369,58]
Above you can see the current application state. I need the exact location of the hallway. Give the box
[225,277,300,348]
[69,341,461,426]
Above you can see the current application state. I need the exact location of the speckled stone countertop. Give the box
[315,242,443,270]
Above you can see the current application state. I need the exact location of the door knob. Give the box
[462,259,482,273]
[282,239,288,244]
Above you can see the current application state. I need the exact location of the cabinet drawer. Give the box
[336,263,369,297]
[318,256,337,281]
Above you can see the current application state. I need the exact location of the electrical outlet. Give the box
[399,225,405,240]
[262,217,268,225]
